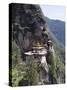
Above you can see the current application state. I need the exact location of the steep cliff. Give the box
[9,3,65,86]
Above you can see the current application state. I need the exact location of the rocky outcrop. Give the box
[11,4,47,53]
[11,3,65,85]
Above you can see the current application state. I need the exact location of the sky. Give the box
[40,5,66,21]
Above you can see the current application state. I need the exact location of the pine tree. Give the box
[25,59,39,85]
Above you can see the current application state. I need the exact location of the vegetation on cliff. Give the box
[9,3,65,86]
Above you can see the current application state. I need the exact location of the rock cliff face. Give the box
[10,3,65,86]
[11,3,47,52]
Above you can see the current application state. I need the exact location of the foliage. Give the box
[48,52,57,83]
[48,50,65,84]
[24,59,39,85]
[12,40,22,68]
[55,54,65,83]
[10,40,26,86]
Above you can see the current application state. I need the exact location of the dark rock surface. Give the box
[10,3,65,86]
[11,3,47,53]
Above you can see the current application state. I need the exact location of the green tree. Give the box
[24,59,39,85]
[48,52,57,84]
